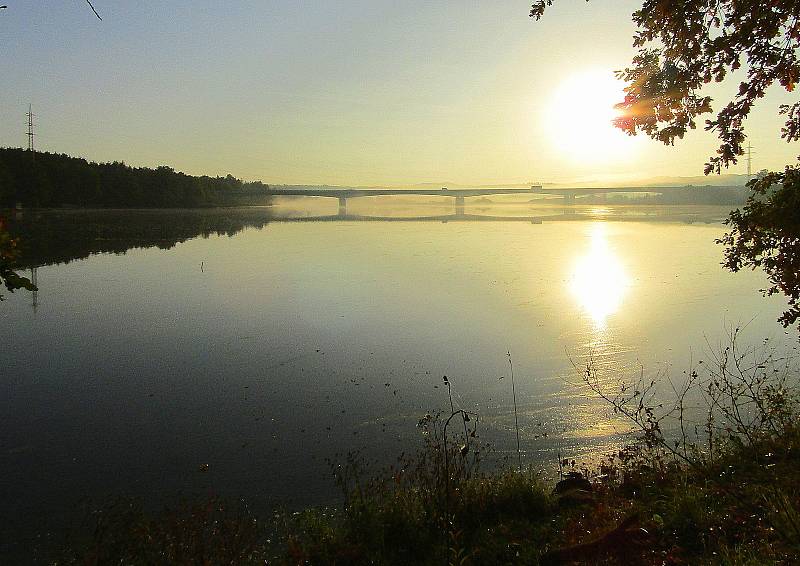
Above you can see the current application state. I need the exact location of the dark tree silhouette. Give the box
[532,1,800,330]
[0,149,272,209]
[719,168,800,328]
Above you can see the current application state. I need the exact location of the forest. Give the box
[600,184,750,205]
[0,148,272,208]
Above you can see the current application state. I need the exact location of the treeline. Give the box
[603,184,750,205]
[0,148,272,208]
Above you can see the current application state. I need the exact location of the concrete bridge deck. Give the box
[264,187,540,198]
[264,185,686,212]
[265,185,683,198]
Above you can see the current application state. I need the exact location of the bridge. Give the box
[264,185,681,214]
[269,210,719,224]
[265,186,539,215]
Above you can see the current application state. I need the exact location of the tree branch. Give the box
[86,0,102,21]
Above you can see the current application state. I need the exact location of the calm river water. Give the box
[1,200,794,550]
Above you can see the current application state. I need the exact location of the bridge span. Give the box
[265,185,681,213]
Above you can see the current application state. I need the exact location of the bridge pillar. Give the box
[563,192,576,204]
[338,196,347,216]
[454,195,465,216]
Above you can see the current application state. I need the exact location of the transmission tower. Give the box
[746,142,756,178]
[26,104,35,151]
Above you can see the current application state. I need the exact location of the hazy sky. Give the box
[1,1,796,185]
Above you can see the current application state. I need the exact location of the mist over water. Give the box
[1,201,793,547]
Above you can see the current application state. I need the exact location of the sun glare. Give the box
[570,224,630,329]
[546,69,640,164]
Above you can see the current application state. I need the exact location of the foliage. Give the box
[286,378,552,564]
[51,498,276,566]
[531,1,800,175]
[580,326,796,468]
[531,1,800,330]
[0,216,35,300]
[283,414,554,566]
[557,330,800,563]
[719,167,800,328]
[0,148,271,209]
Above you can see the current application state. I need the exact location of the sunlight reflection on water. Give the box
[569,223,631,330]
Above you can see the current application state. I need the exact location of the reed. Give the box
[507,350,522,472]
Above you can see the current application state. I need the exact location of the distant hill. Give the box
[404,174,751,190]
[622,174,750,187]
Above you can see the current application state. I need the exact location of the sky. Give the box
[1,1,797,186]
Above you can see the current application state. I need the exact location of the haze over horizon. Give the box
[1,1,796,186]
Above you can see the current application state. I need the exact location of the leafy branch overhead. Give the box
[531,1,800,175]
[718,167,800,328]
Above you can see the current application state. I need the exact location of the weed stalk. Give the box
[508,350,522,472]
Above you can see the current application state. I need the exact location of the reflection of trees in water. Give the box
[8,209,274,269]
[7,205,733,270]
[0,217,36,299]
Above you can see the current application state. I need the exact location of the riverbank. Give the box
[47,416,800,565]
[46,337,800,564]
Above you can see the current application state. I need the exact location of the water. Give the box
[1,201,793,550]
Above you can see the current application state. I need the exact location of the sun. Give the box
[545,68,641,164]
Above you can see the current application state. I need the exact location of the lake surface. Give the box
[1,200,794,552]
